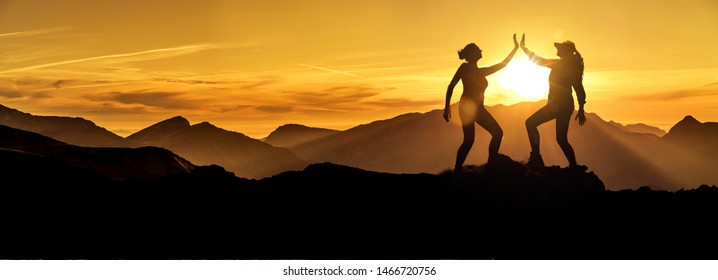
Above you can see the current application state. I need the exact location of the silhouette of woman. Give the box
[520,35,587,169]
[444,34,518,173]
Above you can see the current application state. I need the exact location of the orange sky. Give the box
[1,0,717,137]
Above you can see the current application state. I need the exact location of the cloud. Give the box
[285,85,388,107]
[239,77,281,90]
[84,91,210,109]
[149,76,281,90]
[256,105,293,113]
[151,78,232,85]
[205,104,252,113]
[0,82,55,99]
[0,27,72,38]
[75,103,149,115]
[9,78,49,87]
[56,81,139,90]
[31,92,53,99]
[637,87,718,101]
[0,89,24,99]
[364,98,440,108]
[53,80,73,89]
[0,44,218,74]
[299,64,365,78]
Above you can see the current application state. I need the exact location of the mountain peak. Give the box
[188,121,236,136]
[264,123,339,148]
[277,123,310,130]
[160,116,191,126]
[667,115,702,135]
[679,115,700,125]
[664,115,718,147]
[193,121,217,128]
[127,116,190,141]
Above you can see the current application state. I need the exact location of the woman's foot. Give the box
[527,152,545,169]
[568,164,588,172]
[453,165,463,174]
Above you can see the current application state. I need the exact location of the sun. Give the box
[495,57,550,100]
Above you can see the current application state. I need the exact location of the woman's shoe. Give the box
[527,152,545,170]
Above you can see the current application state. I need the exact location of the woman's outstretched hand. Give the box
[443,107,451,122]
[513,33,518,49]
[576,108,586,125]
[520,33,526,51]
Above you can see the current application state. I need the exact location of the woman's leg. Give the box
[455,122,475,172]
[455,99,478,172]
[476,107,503,160]
[525,102,560,155]
[555,105,577,166]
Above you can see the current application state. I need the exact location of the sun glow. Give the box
[497,57,551,100]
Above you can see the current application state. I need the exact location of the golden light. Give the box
[496,57,550,100]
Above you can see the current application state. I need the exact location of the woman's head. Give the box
[554,41,577,58]
[554,40,584,79]
[458,43,482,62]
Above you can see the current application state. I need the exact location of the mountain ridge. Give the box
[264,123,339,148]
[0,104,309,179]
[127,116,308,179]
[0,104,126,147]
[288,101,716,190]
[0,124,195,180]
[1,103,715,187]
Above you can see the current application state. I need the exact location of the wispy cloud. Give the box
[54,80,139,90]
[151,78,232,85]
[205,104,252,113]
[365,98,441,109]
[299,64,365,78]
[285,85,385,108]
[0,44,218,74]
[256,105,293,113]
[74,103,149,116]
[84,91,211,109]
[239,77,281,90]
[0,88,24,99]
[0,27,72,38]
[631,86,718,101]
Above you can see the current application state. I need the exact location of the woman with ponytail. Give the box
[520,34,587,169]
[444,34,518,173]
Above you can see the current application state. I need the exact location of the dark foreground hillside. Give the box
[1,158,717,260]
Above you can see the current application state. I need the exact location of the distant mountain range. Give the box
[0,124,194,180]
[0,104,126,147]
[0,102,715,189]
[620,123,667,136]
[288,101,716,190]
[0,105,306,179]
[126,116,307,179]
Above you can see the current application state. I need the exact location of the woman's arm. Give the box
[574,80,587,125]
[480,34,519,75]
[521,34,557,67]
[444,64,464,122]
